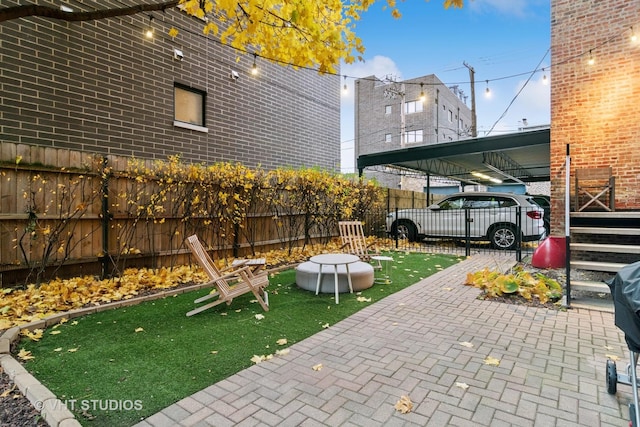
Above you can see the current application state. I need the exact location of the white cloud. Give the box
[468,0,540,18]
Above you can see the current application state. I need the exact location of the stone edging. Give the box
[0,264,293,427]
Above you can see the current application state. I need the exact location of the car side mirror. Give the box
[428,203,441,210]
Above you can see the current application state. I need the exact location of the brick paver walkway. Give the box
[135,255,632,426]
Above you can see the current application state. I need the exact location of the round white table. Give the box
[309,253,360,304]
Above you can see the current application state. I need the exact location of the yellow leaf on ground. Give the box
[1,385,15,397]
[255,314,265,320]
[455,382,470,390]
[17,348,35,361]
[251,355,265,364]
[394,395,413,413]
[459,341,474,348]
[312,363,323,371]
[134,327,144,333]
[484,356,500,366]
[322,323,330,328]
[50,330,61,335]
[53,348,62,352]
[67,348,78,352]
[22,329,43,341]
[210,350,218,354]
[276,348,290,356]
[356,296,371,302]
[276,338,288,345]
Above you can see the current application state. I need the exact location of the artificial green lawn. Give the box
[19,252,461,426]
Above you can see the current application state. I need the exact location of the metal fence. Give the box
[360,205,545,261]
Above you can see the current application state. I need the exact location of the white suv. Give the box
[386,192,546,250]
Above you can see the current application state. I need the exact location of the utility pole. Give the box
[463,61,477,137]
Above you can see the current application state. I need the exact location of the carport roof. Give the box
[357,128,550,184]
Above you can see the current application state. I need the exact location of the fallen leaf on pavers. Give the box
[606,354,620,361]
[251,355,266,364]
[398,303,405,306]
[17,348,34,361]
[459,341,474,348]
[134,327,144,333]
[22,329,43,341]
[604,345,613,350]
[276,348,290,356]
[276,338,288,345]
[312,363,323,371]
[394,395,413,413]
[356,296,371,302]
[484,356,500,366]
[455,382,470,390]
[255,314,265,320]
[443,287,453,291]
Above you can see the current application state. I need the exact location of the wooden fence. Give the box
[0,143,422,287]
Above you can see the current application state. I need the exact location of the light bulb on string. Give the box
[251,53,258,75]
[484,80,491,98]
[631,27,638,43]
[145,16,154,39]
[542,68,548,85]
[342,75,348,95]
[419,83,426,103]
[588,50,595,65]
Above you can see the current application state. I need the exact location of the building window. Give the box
[405,100,424,114]
[385,105,392,115]
[385,133,392,143]
[174,83,207,132]
[405,129,423,144]
[448,109,453,122]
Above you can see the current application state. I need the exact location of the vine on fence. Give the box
[7,155,383,286]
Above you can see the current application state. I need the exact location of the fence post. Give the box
[516,206,522,262]
[100,156,112,279]
[464,208,471,257]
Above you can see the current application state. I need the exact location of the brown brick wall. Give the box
[0,0,340,171]
[550,0,640,233]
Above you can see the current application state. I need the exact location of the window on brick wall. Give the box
[174,83,208,132]
[385,105,392,115]
[385,133,392,143]
[406,129,423,144]
[405,100,423,114]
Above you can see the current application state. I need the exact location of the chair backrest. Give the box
[339,221,368,256]
[185,235,231,295]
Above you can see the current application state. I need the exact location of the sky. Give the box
[340,0,551,173]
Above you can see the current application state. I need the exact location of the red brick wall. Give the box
[550,0,640,233]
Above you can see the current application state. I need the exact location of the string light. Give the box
[485,80,491,98]
[631,27,638,43]
[419,83,426,102]
[587,50,595,65]
[251,53,258,75]
[145,16,154,39]
[542,68,548,85]
[342,75,348,95]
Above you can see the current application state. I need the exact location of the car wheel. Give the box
[489,224,517,250]
[393,220,418,242]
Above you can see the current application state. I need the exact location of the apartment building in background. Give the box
[354,74,473,189]
[0,0,340,171]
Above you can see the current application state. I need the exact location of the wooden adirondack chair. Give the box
[338,220,380,265]
[185,235,269,317]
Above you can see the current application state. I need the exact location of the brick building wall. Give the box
[0,0,340,171]
[355,74,472,188]
[550,0,640,233]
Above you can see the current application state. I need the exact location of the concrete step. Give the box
[571,243,640,254]
[571,226,640,236]
[570,280,610,293]
[569,298,613,313]
[570,260,625,273]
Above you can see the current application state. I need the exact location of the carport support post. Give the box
[565,144,572,308]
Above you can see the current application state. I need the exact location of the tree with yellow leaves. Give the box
[0,0,463,73]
